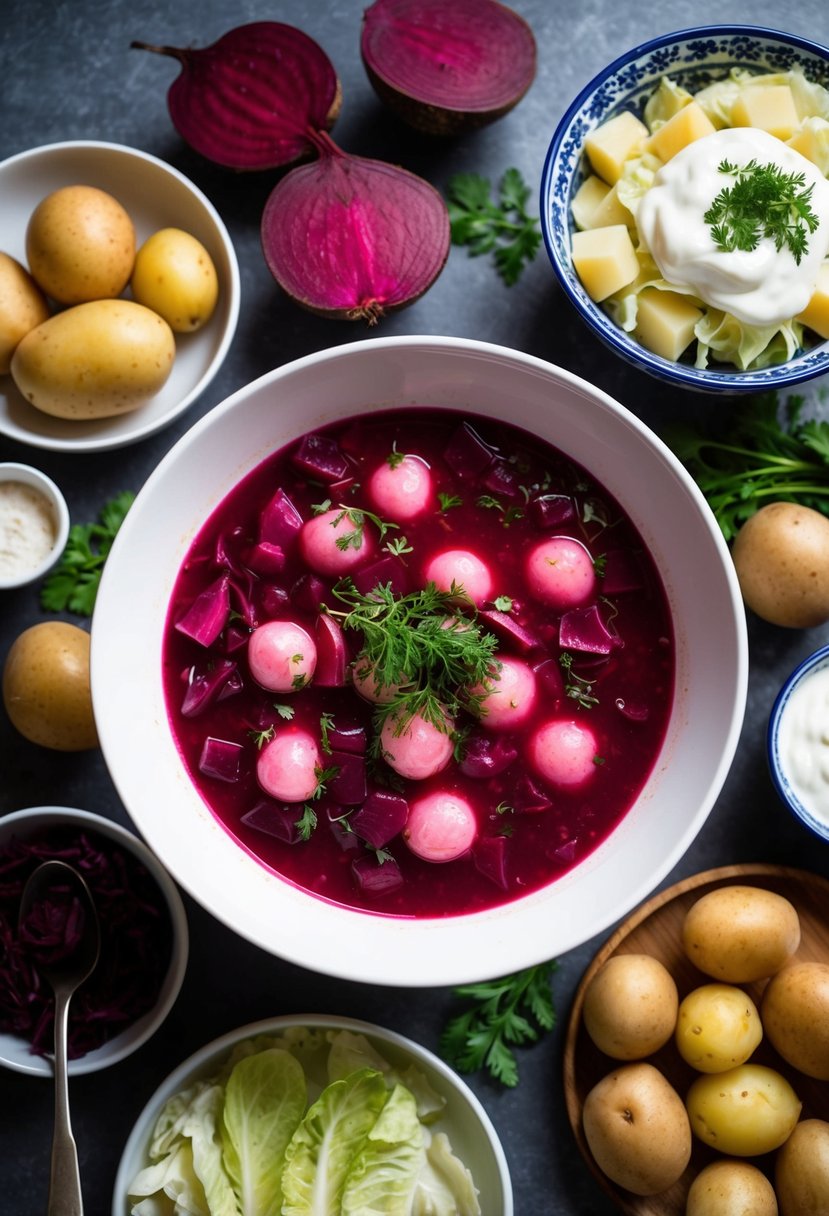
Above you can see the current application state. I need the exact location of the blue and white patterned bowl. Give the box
[540,26,829,393]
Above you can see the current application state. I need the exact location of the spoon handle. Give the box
[48,988,83,1216]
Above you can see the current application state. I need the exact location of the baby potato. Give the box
[25,184,135,304]
[682,884,800,983]
[582,952,678,1060]
[3,621,98,751]
[775,1118,829,1216]
[686,1063,801,1157]
[686,1159,778,1216]
[675,983,762,1073]
[0,251,50,374]
[730,501,829,628]
[761,961,829,1080]
[11,299,175,421]
[582,1062,691,1196]
[130,227,219,332]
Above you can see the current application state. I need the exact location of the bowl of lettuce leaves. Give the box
[112,1013,512,1216]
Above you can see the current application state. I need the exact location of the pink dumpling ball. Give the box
[424,548,493,606]
[380,708,454,780]
[256,727,321,802]
[529,717,599,787]
[525,536,597,608]
[368,453,433,521]
[248,620,316,692]
[471,656,537,730]
[300,507,372,575]
[404,790,477,862]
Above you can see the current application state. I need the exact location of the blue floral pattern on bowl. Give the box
[540,26,829,393]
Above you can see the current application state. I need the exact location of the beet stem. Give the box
[130,40,190,66]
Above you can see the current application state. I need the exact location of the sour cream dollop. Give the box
[777,663,829,828]
[637,127,829,327]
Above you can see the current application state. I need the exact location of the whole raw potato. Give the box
[730,502,829,628]
[11,299,175,420]
[675,983,762,1073]
[686,1159,778,1216]
[130,227,219,332]
[775,1118,829,1216]
[0,251,50,374]
[686,1063,801,1156]
[582,1062,691,1196]
[582,953,678,1059]
[25,183,135,304]
[761,961,829,1080]
[2,622,98,751]
[681,885,800,983]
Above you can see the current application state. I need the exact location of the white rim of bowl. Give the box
[0,139,241,454]
[0,805,189,1076]
[767,645,829,843]
[539,24,829,392]
[111,1013,513,1216]
[0,461,70,589]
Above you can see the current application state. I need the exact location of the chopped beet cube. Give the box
[481,459,521,498]
[350,789,409,848]
[602,549,645,593]
[290,572,329,613]
[222,622,251,654]
[326,720,367,754]
[513,773,553,814]
[258,584,291,618]
[244,541,286,577]
[351,853,404,895]
[215,526,249,574]
[350,554,409,597]
[443,421,495,478]
[559,604,618,655]
[314,613,348,686]
[259,488,303,548]
[181,659,240,718]
[530,494,575,529]
[292,433,350,483]
[198,737,243,782]
[174,574,230,647]
[327,751,367,805]
[479,607,540,654]
[474,835,509,889]
[242,799,301,843]
[329,817,361,852]
[458,732,518,778]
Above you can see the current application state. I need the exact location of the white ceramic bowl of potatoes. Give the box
[0,140,240,452]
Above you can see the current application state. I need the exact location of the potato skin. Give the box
[0,251,50,374]
[25,184,135,304]
[682,885,800,983]
[11,299,175,420]
[761,962,829,1080]
[686,1064,801,1157]
[686,1159,778,1216]
[582,953,678,1060]
[131,227,219,332]
[582,1062,691,1196]
[730,502,829,628]
[775,1118,829,1216]
[3,622,98,751]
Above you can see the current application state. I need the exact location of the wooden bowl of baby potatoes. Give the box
[564,863,829,1215]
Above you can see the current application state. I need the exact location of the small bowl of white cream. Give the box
[768,644,829,844]
[0,462,69,590]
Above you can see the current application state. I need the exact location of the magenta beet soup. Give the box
[162,407,674,918]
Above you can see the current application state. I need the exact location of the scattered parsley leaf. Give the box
[438,492,463,512]
[319,711,335,753]
[312,763,340,799]
[560,651,599,708]
[493,595,513,612]
[248,725,275,749]
[274,703,295,721]
[440,961,558,1087]
[386,444,405,469]
[295,805,318,841]
[40,490,135,616]
[704,158,819,264]
[385,536,413,557]
[446,168,542,286]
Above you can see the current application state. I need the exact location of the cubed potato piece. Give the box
[589,182,634,229]
[796,262,829,339]
[647,101,717,161]
[584,111,649,185]
[787,116,829,167]
[572,225,640,302]
[571,175,611,229]
[634,288,703,360]
[731,85,800,140]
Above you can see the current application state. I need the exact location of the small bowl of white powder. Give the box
[0,462,69,590]
[768,643,829,846]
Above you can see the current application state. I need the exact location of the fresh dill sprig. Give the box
[704,159,819,264]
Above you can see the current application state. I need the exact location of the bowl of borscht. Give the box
[90,336,748,987]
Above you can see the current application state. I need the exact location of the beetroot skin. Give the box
[360,0,537,135]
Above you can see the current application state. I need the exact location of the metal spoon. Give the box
[19,860,101,1216]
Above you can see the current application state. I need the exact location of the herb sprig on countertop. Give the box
[40,491,135,615]
[441,961,558,1087]
[704,159,819,264]
[666,393,829,542]
[446,168,541,285]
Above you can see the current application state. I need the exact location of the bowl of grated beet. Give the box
[0,804,188,1076]
[90,334,748,987]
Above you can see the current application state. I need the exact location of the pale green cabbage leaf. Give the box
[340,1085,426,1215]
